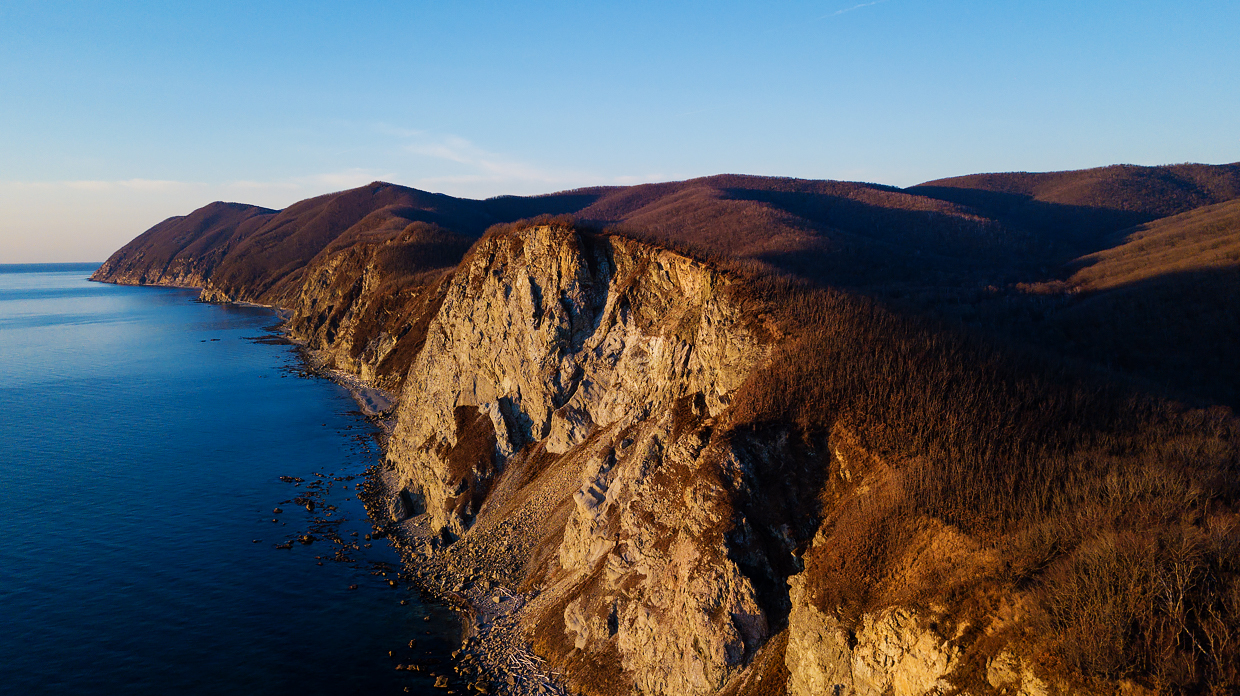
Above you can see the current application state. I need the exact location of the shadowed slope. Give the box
[1063,197,1240,292]
[96,164,1240,304]
[199,182,499,302]
[95,175,1016,300]
[90,201,275,287]
[909,162,1240,253]
[1024,198,1240,408]
[571,174,1018,290]
[93,182,502,303]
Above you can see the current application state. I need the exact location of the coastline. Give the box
[280,306,571,694]
[6,270,463,695]
[92,277,565,695]
[359,468,572,696]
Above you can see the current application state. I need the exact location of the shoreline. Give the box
[284,319,570,695]
[358,467,572,696]
[97,280,571,695]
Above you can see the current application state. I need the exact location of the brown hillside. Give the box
[89,201,274,286]
[1064,197,1240,292]
[202,182,500,301]
[1015,198,1240,409]
[722,263,1240,694]
[909,162,1240,251]
[570,174,1027,293]
[95,175,1024,303]
[92,182,507,303]
[94,164,1240,409]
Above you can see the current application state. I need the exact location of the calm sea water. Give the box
[0,265,457,695]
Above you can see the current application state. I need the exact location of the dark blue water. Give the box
[0,265,456,695]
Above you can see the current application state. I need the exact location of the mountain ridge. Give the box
[91,163,1240,695]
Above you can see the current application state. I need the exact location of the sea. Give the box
[0,264,458,695]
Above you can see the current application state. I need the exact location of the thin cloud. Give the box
[376,123,681,196]
[396,131,599,196]
[611,174,671,185]
[232,169,389,187]
[823,0,888,18]
[405,134,568,184]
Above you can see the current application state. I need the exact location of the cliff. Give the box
[368,224,1240,696]
[385,225,785,694]
[92,169,1240,695]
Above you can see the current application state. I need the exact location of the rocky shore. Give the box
[360,467,573,696]
[305,355,569,696]
[93,208,1240,695]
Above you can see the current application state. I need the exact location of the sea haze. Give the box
[0,264,456,695]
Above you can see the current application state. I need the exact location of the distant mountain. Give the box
[908,162,1240,251]
[94,162,1240,406]
[1063,196,1240,291]
[94,182,509,302]
[94,174,1013,302]
[1017,197,1240,408]
[91,201,274,289]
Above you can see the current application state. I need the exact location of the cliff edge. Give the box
[92,172,1240,696]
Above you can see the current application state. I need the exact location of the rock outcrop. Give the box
[280,224,470,391]
[93,180,1240,695]
[380,225,789,694]
[95,220,1073,696]
[387,226,762,535]
[785,577,959,696]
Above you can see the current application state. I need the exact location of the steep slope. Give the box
[909,162,1240,252]
[89,201,276,288]
[378,223,1240,696]
[90,174,1016,301]
[92,182,501,303]
[281,223,475,392]
[95,164,1240,304]
[203,183,498,302]
[1015,197,1240,409]
[571,174,1011,291]
[872,164,1240,411]
[1062,196,1240,291]
[90,175,1027,398]
[93,162,1240,695]
[384,225,790,695]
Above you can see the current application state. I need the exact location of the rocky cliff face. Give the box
[94,213,1191,696]
[279,224,470,392]
[376,225,1073,696]
[382,225,804,694]
[387,226,763,534]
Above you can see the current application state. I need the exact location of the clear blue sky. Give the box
[2,0,1237,262]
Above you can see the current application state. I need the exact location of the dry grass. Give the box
[1063,198,1240,292]
[706,267,1240,692]
[93,168,1240,692]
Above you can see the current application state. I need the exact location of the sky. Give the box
[1,1,1237,262]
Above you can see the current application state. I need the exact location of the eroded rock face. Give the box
[785,573,959,696]
[382,225,784,695]
[987,650,1052,696]
[387,226,762,539]
[551,419,773,696]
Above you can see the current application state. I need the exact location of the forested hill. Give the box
[95,162,1240,408]
[94,162,1240,695]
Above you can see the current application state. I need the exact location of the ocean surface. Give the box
[0,264,457,695]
